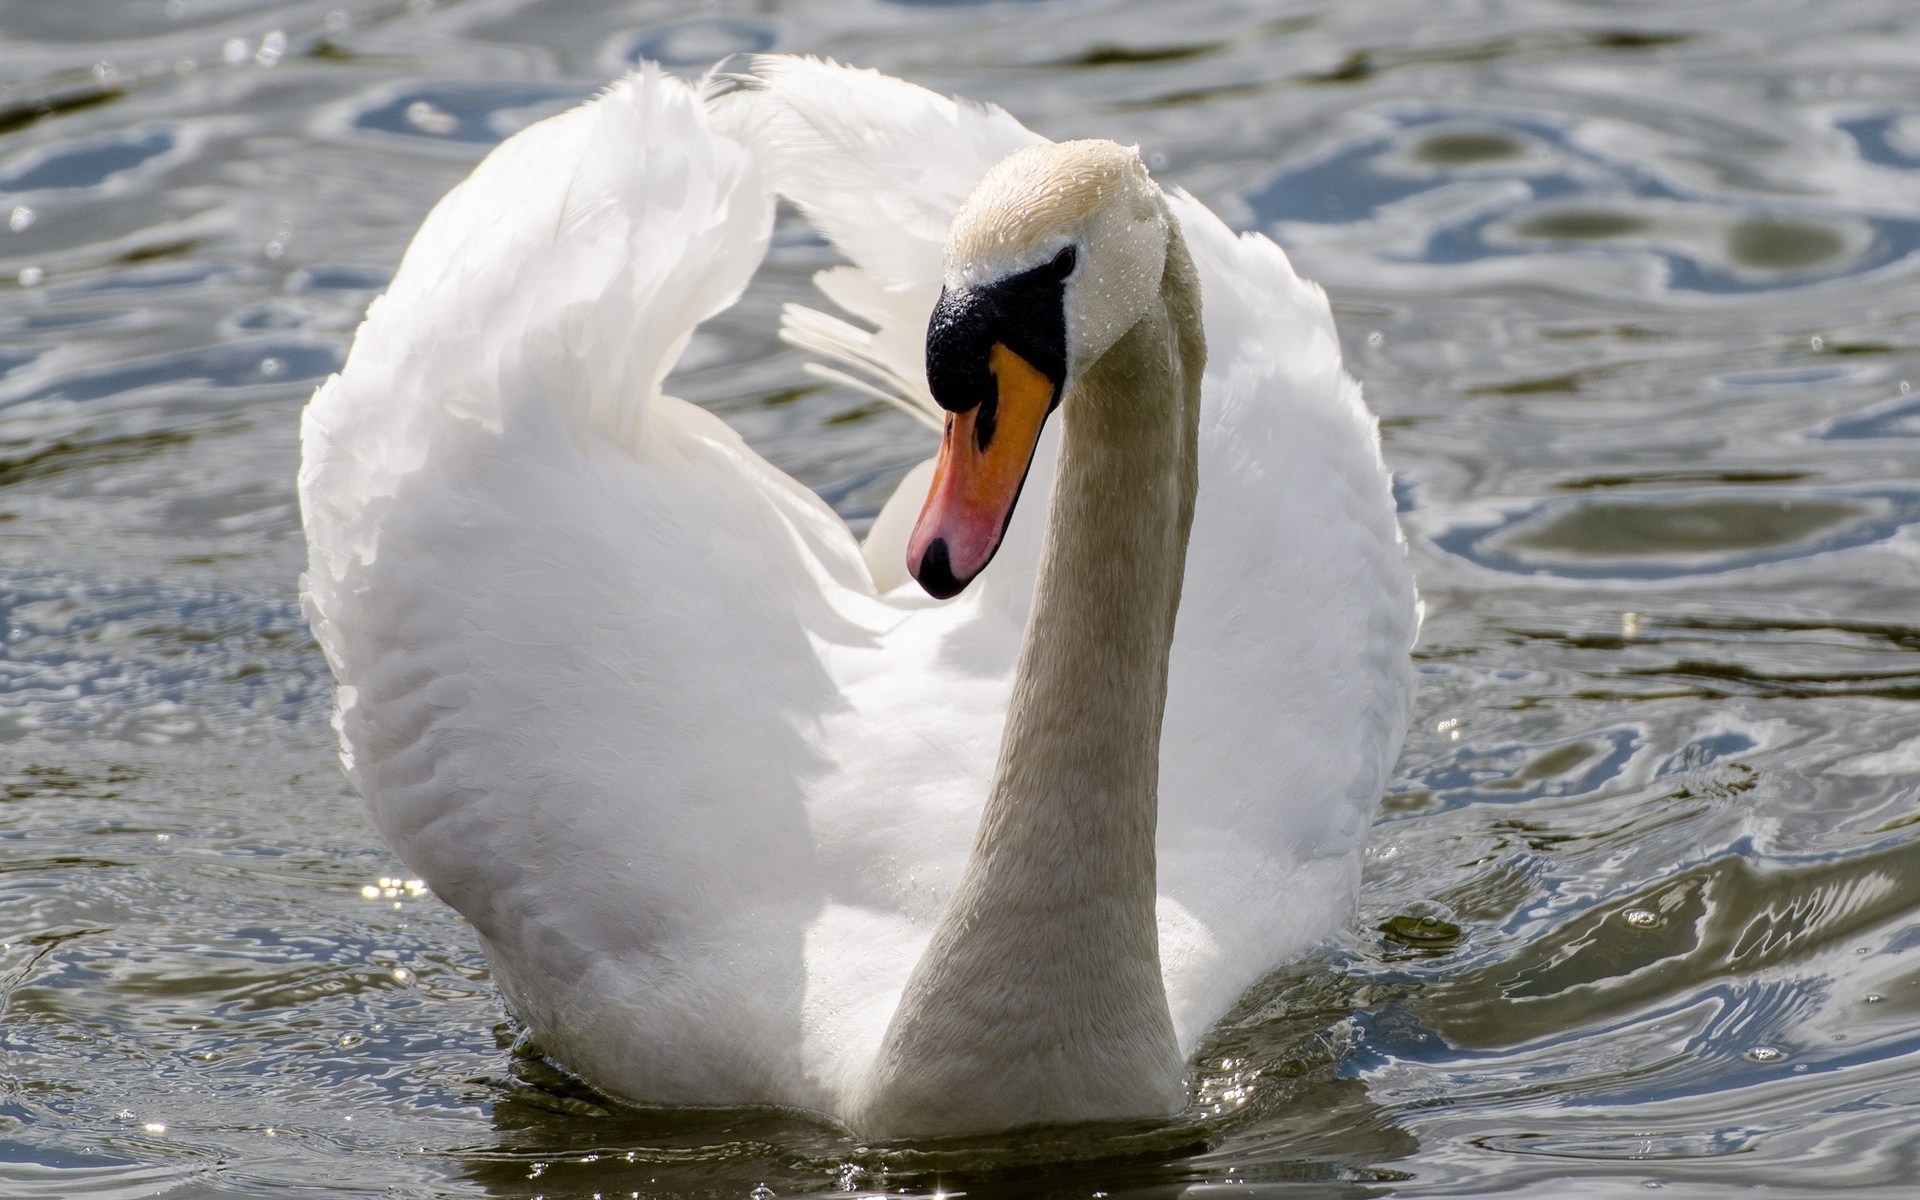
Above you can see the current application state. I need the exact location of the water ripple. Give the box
[1253,106,1920,296]
[0,572,329,741]
[4,340,340,409]
[325,82,598,152]
[1433,487,1920,580]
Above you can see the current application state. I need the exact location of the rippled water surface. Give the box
[6,0,1920,1195]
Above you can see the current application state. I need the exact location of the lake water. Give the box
[5,0,1920,1196]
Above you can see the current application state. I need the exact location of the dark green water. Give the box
[5,0,1920,1195]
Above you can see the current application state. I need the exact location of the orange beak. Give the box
[906,343,1057,598]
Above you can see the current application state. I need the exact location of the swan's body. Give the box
[299,57,1418,1136]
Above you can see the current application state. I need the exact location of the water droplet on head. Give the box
[1810,335,1824,351]
[1901,381,1911,395]
[259,357,283,377]
[255,31,286,68]
[1367,330,1384,347]
[10,205,35,233]
[17,266,43,287]
[222,38,249,65]
[1623,908,1660,928]
[1746,1045,1785,1062]
[1865,993,1884,1003]
[1620,611,1639,637]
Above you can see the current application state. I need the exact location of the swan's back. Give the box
[299,58,1417,1119]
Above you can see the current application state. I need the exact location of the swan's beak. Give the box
[909,251,1073,599]
[908,346,1056,597]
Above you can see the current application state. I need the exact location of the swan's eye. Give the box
[1050,245,1077,280]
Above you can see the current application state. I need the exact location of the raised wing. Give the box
[708,55,1043,297]
[300,67,878,1109]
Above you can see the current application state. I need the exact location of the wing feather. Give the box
[301,67,871,1108]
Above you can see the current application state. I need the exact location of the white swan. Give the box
[298,56,1419,1138]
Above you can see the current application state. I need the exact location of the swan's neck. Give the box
[858,232,1205,1137]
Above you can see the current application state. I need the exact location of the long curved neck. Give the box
[857,229,1205,1138]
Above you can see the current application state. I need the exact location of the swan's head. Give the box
[908,139,1173,599]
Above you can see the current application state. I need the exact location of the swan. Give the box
[298,55,1419,1138]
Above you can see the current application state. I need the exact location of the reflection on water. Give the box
[1504,497,1874,557]
[1410,131,1524,166]
[1729,219,1850,272]
[1437,490,1920,579]
[6,0,1920,1196]
[1514,209,1651,240]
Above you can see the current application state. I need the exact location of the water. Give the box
[4,0,1920,1195]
